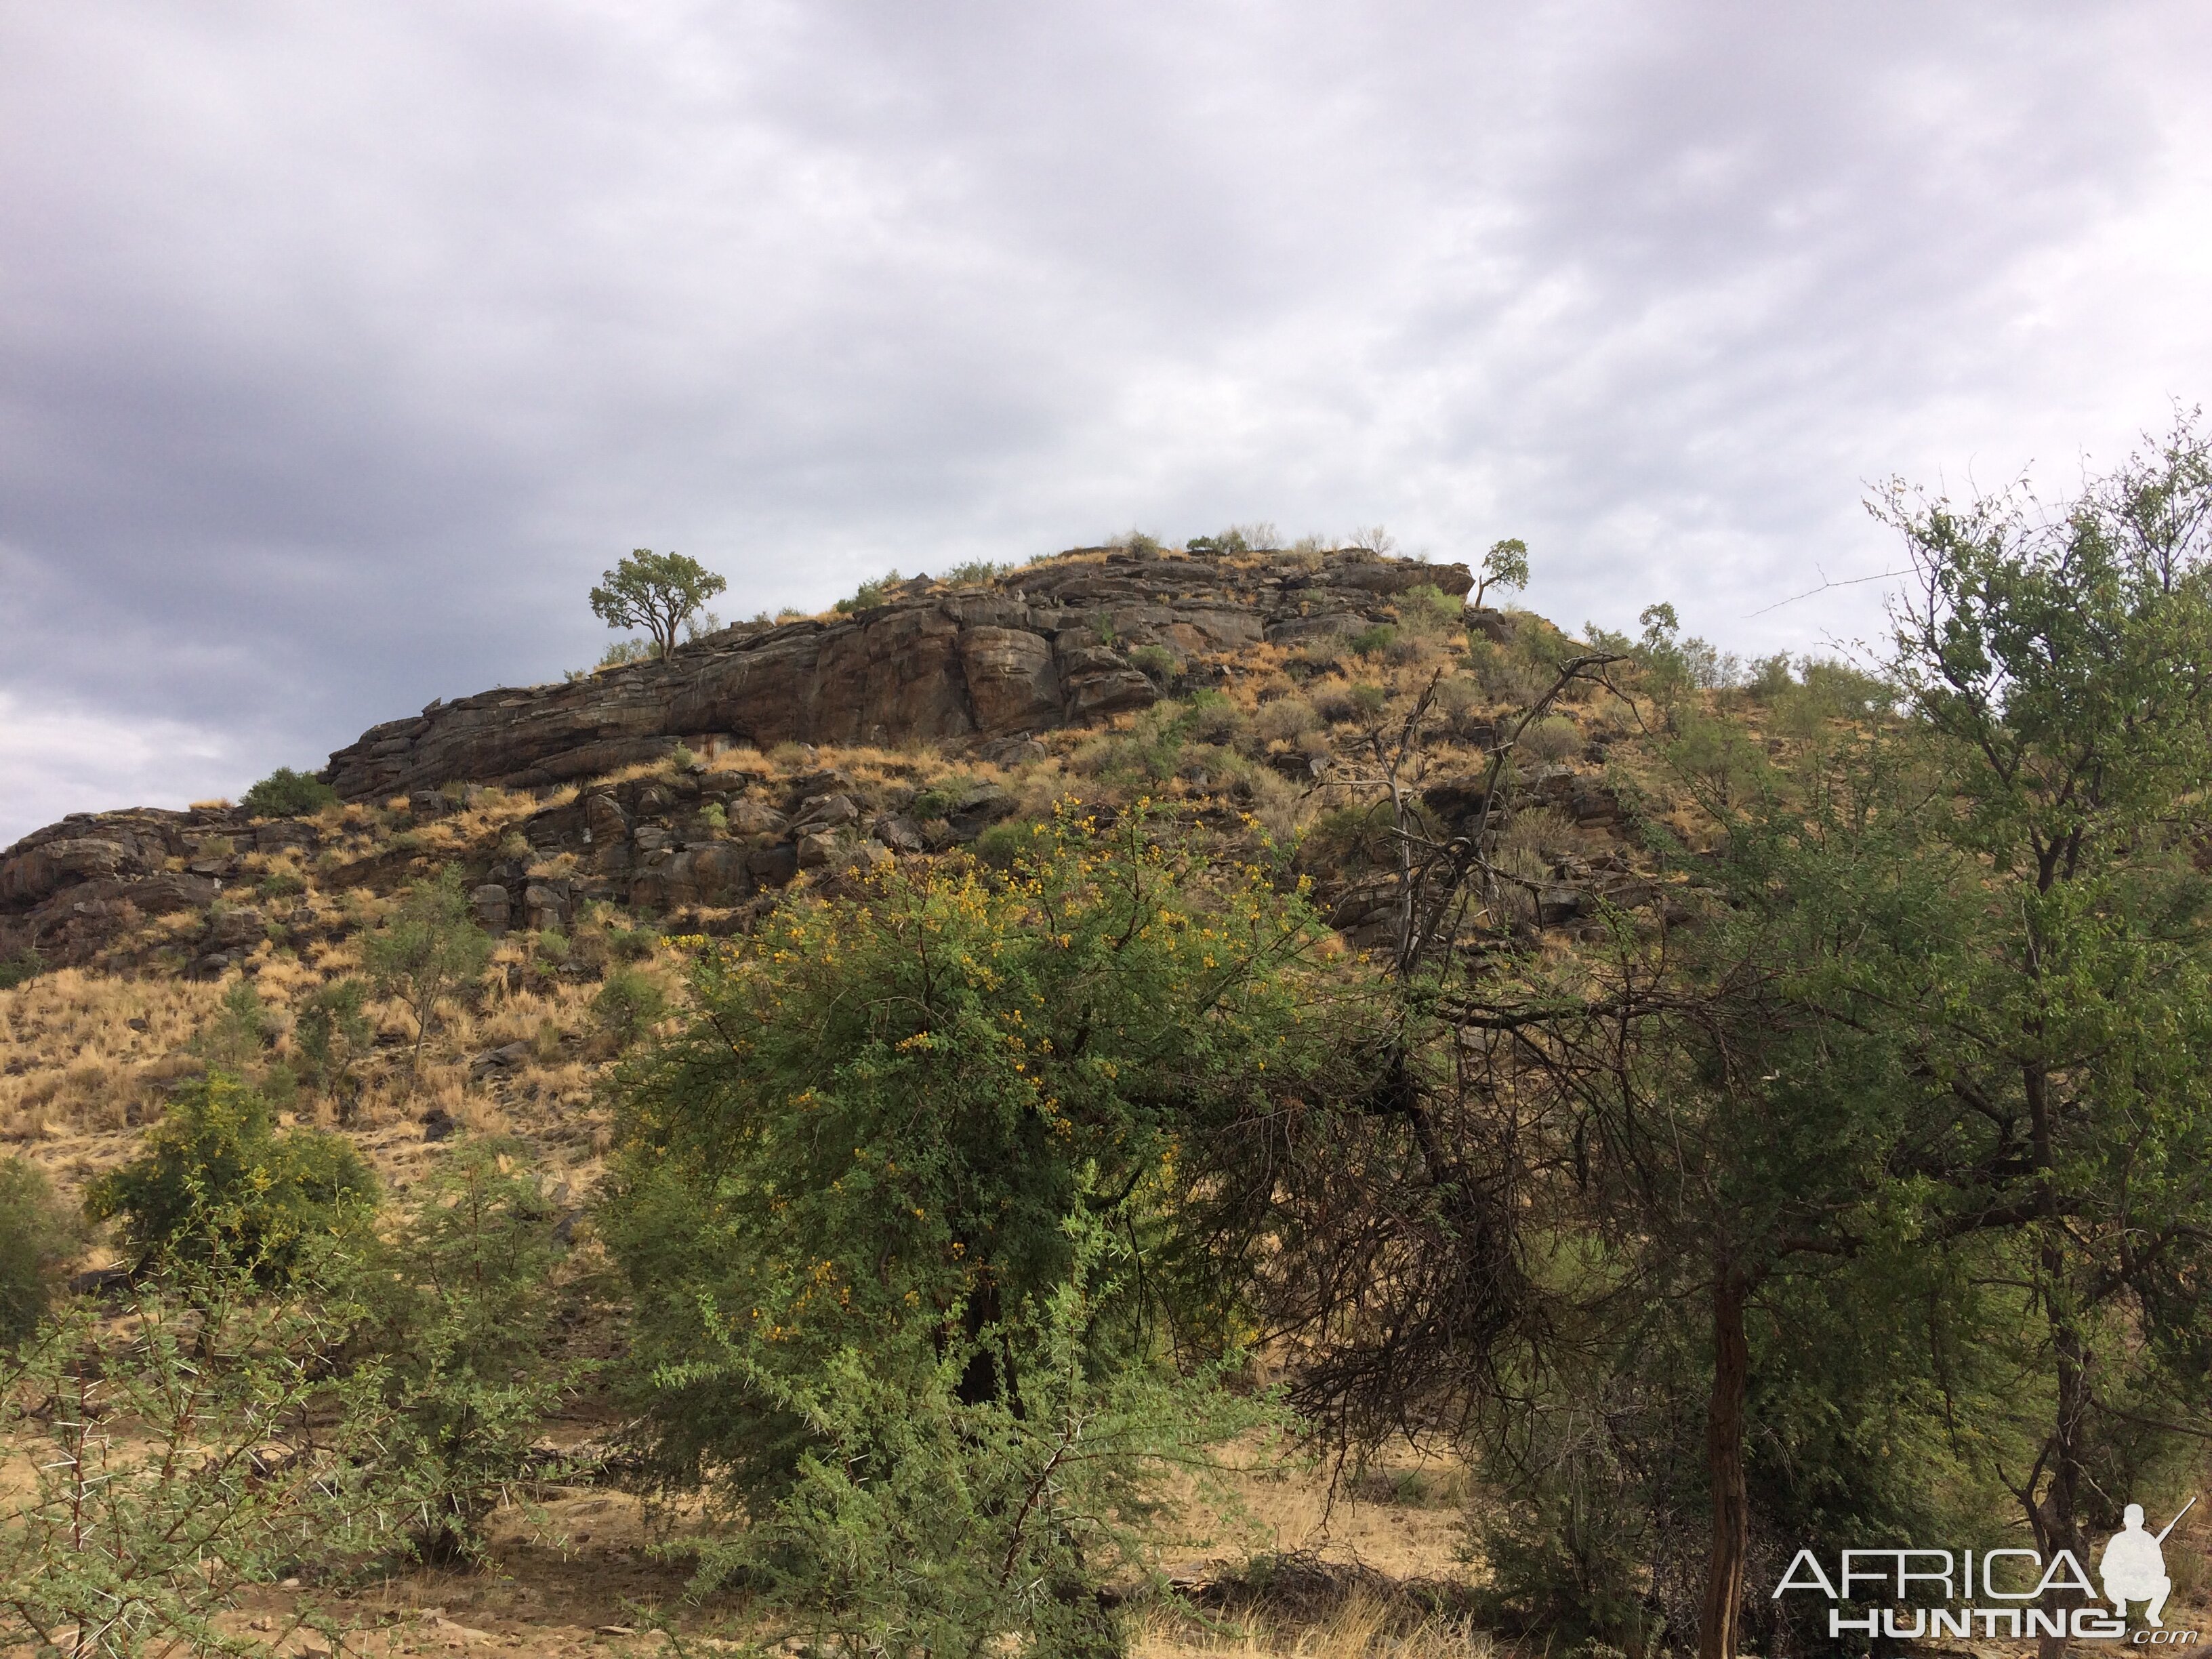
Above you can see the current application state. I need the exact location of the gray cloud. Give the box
[3,1,2209,842]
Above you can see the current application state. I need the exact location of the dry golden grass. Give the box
[1136,1597,1501,1659]
[0,969,226,1149]
[1,926,621,1207]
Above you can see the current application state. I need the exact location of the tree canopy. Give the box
[601,808,1361,1651]
[589,548,728,661]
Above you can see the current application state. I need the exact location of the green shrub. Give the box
[1667,708,1768,809]
[1478,646,1553,708]
[1347,682,1389,720]
[1067,707,1185,785]
[939,559,1010,586]
[1294,635,1346,674]
[1349,623,1397,658]
[971,819,1033,869]
[699,800,729,834]
[1395,583,1463,638]
[363,865,493,1079]
[85,1074,377,1282]
[912,779,975,821]
[834,569,904,613]
[255,869,306,901]
[598,637,655,669]
[592,964,667,1052]
[683,1214,1284,1659]
[1250,696,1319,747]
[337,1141,587,1564]
[601,810,1348,1635]
[1186,523,1275,557]
[0,1265,407,1652]
[241,766,339,818]
[0,1158,87,1345]
[1175,688,1246,746]
[190,977,276,1077]
[1128,643,1178,684]
[296,978,373,1118]
[1519,714,1582,764]
[1746,651,1795,699]
[1298,801,1397,877]
[1795,656,1893,720]
[0,947,42,991]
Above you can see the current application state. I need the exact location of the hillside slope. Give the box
[2,541,1675,1189]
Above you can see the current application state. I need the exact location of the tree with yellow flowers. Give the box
[602,806,1361,1656]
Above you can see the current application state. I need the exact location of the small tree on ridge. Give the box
[590,548,728,662]
[1471,537,1530,608]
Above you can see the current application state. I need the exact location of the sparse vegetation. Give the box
[834,567,904,613]
[0,1265,405,1656]
[939,558,1010,586]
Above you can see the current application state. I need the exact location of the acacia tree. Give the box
[601,809,1359,1655]
[1279,637,2004,1659]
[363,865,492,1084]
[590,548,728,661]
[1471,537,1530,609]
[1501,415,2212,1657]
[1858,417,2212,1624]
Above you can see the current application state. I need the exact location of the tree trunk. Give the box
[2027,1060,2084,1659]
[1699,1269,1752,1659]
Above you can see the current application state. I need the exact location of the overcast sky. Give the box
[4,3,2209,844]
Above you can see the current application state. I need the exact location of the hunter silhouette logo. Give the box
[1774,1497,2200,1643]
[2104,1500,2193,1627]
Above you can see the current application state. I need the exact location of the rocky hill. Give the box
[0,538,1681,1654]
[318,545,1471,800]
[0,538,1681,1191]
[2,546,1477,970]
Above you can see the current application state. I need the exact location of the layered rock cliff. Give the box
[0,546,1475,967]
[318,547,1471,802]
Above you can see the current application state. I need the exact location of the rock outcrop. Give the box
[319,549,1471,802]
[1,548,1473,962]
[0,806,266,964]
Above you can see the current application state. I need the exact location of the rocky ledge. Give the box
[0,548,1473,967]
[319,548,1470,802]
